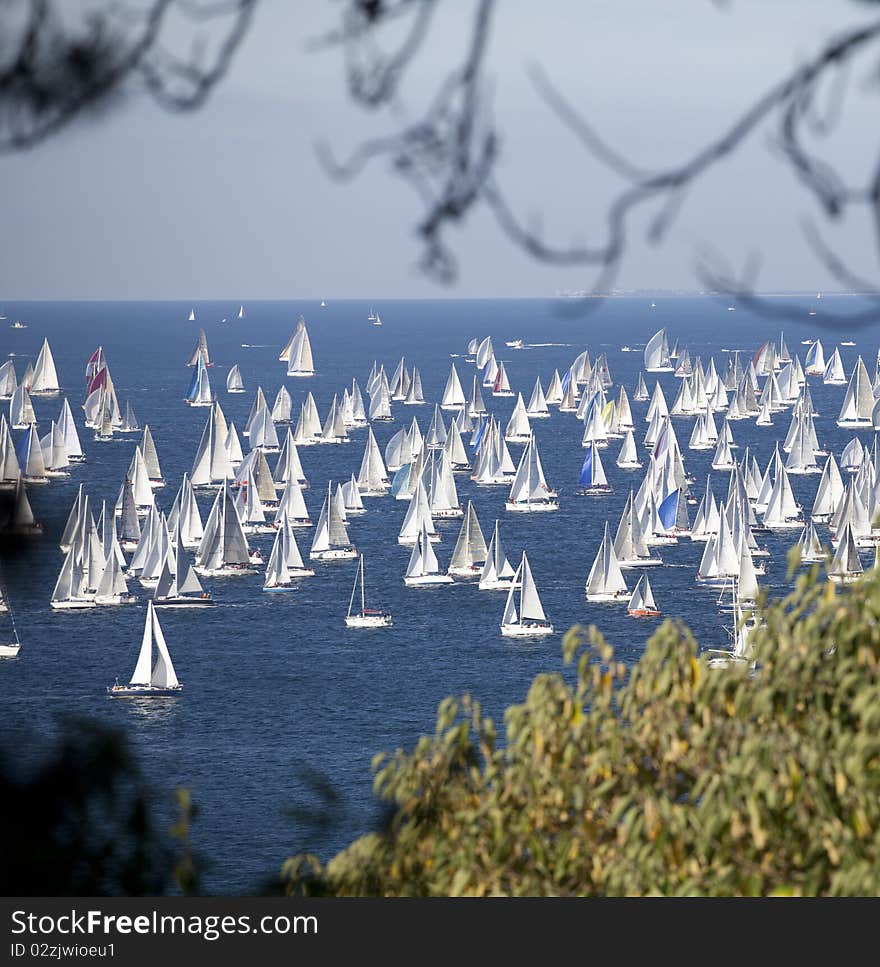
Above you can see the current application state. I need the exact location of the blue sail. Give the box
[579,446,594,487]
[185,365,200,402]
[471,417,488,451]
[390,462,411,498]
[560,369,571,394]
[658,489,679,530]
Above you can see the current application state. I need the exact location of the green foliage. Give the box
[281,566,880,896]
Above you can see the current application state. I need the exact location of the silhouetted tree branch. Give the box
[0,0,256,153]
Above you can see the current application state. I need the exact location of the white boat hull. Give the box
[585,592,629,603]
[404,573,454,586]
[345,613,393,628]
[50,599,97,610]
[0,643,21,657]
[501,622,554,637]
[448,565,483,578]
[505,500,559,513]
[194,563,261,576]
[478,579,514,591]
[310,548,358,561]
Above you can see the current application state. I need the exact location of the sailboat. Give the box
[644,328,674,373]
[281,316,315,376]
[108,602,182,697]
[195,484,263,576]
[585,521,629,602]
[627,573,660,617]
[447,500,488,577]
[263,517,315,590]
[0,616,20,658]
[345,555,392,626]
[154,520,214,607]
[836,356,874,428]
[500,552,553,637]
[404,521,453,586]
[310,482,358,560]
[828,520,864,584]
[492,360,515,398]
[226,363,245,394]
[237,305,244,319]
[50,547,97,609]
[186,328,212,367]
[505,434,558,512]
[577,441,612,495]
[29,338,61,395]
[188,308,196,322]
[616,429,642,469]
[185,355,214,407]
[479,520,516,590]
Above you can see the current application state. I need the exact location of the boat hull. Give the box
[404,574,454,586]
[585,592,629,602]
[628,609,661,617]
[50,599,97,610]
[448,565,483,578]
[154,596,216,607]
[0,644,21,657]
[345,614,393,628]
[505,500,559,513]
[194,564,261,576]
[310,548,358,561]
[500,622,554,637]
[108,685,183,698]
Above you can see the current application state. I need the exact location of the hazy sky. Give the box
[2,0,878,299]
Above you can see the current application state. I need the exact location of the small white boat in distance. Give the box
[841,340,856,346]
[620,346,634,352]
[505,339,524,349]
[10,321,27,329]
[0,611,20,658]
[346,556,392,627]
[108,601,182,698]
[500,551,553,637]
[374,313,382,326]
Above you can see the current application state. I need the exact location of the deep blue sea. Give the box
[1,295,877,894]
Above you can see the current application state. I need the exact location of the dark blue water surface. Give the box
[1,295,876,893]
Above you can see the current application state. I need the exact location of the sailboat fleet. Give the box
[5,307,880,686]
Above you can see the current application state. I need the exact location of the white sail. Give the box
[226,363,245,393]
[440,363,466,410]
[0,360,17,400]
[285,316,315,376]
[30,338,60,394]
[505,393,533,442]
[644,328,673,372]
[585,521,628,599]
